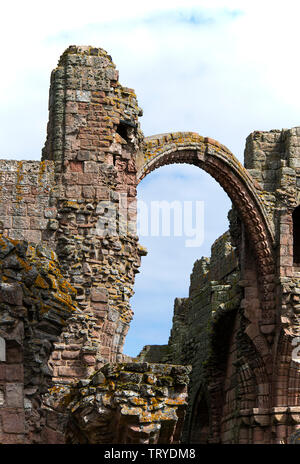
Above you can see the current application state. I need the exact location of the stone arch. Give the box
[188,388,210,444]
[136,132,275,317]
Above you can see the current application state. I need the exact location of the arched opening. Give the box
[123,163,231,357]
[189,390,210,444]
[293,205,300,266]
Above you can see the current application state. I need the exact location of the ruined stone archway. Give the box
[136,132,276,322]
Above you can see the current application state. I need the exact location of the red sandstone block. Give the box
[280,256,293,266]
[94,310,106,320]
[92,302,107,311]
[50,351,61,360]
[103,321,115,336]
[68,161,83,172]
[82,355,95,365]
[5,364,23,382]
[57,366,85,378]
[77,151,96,161]
[63,173,79,185]
[77,173,96,185]
[127,160,136,173]
[2,410,25,433]
[22,195,39,204]
[126,173,137,185]
[90,287,108,303]
[61,350,80,360]
[102,335,113,347]
[65,102,78,114]
[79,139,92,149]
[99,347,110,357]
[84,161,99,173]
[0,364,5,380]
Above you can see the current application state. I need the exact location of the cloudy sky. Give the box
[1,0,300,356]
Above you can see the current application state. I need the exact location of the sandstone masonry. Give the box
[0,45,300,444]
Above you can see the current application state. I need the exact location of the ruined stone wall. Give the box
[0,235,79,443]
[0,46,152,443]
[136,126,300,444]
[162,128,300,444]
[1,44,300,444]
[138,231,241,442]
[0,160,55,245]
[0,47,147,390]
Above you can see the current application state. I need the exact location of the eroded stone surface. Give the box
[64,362,191,444]
[0,45,300,444]
[0,234,79,443]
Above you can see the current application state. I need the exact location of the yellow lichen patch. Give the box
[64,200,80,209]
[60,280,77,296]
[0,236,9,250]
[46,274,58,290]
[108,380,115,391]
[165,394,186,406]
[48,385,64,395]
[38,160,47,188]
[140,410,162,423]
[39,303,52,315]
[34,275,49,289]
[130,397,146,406]
[15,161,24,202]
[53,292,76,311]
[27,245,36,259]
[102,393,113,407]
[16,256,32,272]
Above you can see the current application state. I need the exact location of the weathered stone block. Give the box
[5,365,23,382]
[0,283,23,306]
[5,384,23,407]
[90,287,108,303]
[12,216,30,229]
[2,410,25,433]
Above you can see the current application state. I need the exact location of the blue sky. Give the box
[1,0,300,355]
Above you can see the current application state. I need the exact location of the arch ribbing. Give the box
[136,132,275,318]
